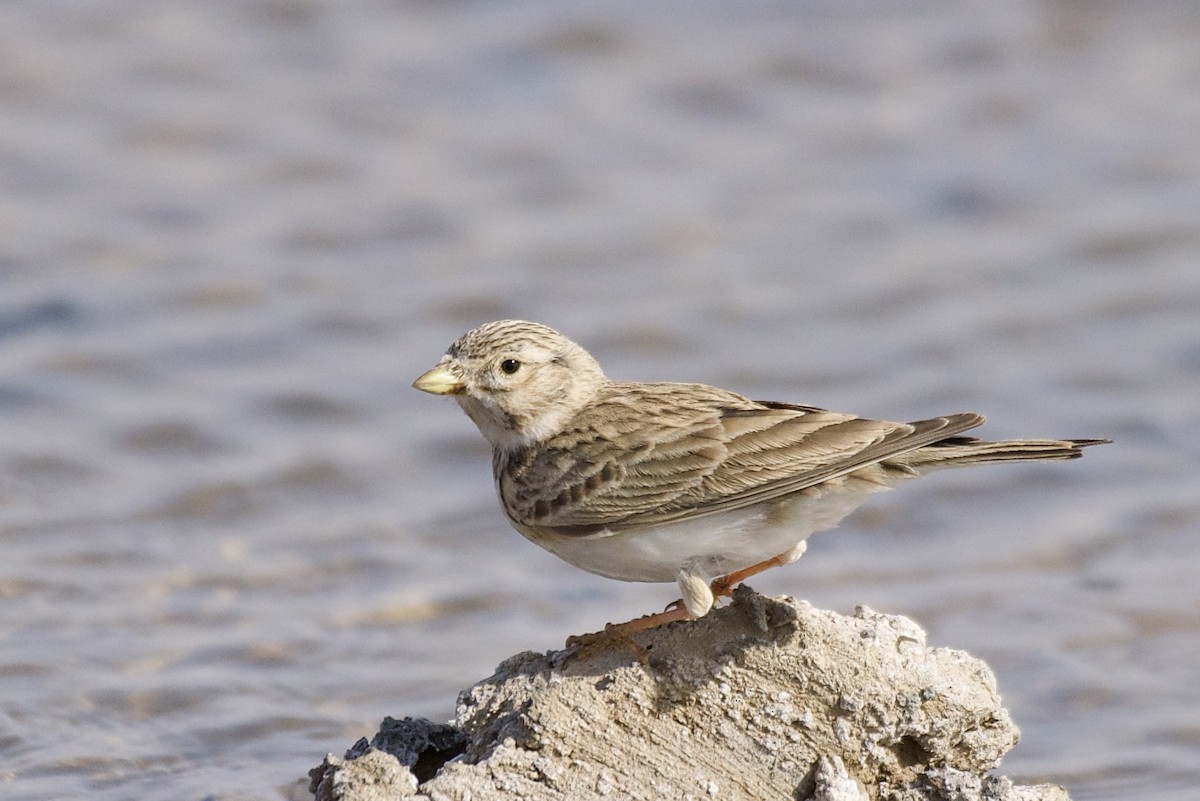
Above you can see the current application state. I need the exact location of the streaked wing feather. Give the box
[621,408,984,526]
[498,388,729,529]
[499,384,984,534]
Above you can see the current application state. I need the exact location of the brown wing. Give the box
[497,381,983,534]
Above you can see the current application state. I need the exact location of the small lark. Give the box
[415,320,1106,640]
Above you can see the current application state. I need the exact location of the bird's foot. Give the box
[565,601,693,651]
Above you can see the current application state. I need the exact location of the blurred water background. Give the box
[2,2,1198,799]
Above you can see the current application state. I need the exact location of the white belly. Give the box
[520,473,895,583]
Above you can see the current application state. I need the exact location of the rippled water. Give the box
[2,2,1198,799]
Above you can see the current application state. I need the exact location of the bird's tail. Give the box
[900,436,1109,470]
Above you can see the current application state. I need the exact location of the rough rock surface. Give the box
[309,588,1071,800]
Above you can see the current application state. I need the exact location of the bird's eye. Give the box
[499,359,521,375]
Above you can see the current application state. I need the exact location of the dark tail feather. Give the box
[901,436,1110,470]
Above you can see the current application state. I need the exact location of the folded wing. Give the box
[498,382,984,534]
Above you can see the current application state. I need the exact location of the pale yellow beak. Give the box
[412,364,465,395]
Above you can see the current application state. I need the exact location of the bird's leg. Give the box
[566,567,711,649]
[709,541,808,600]
[708,556,787,598]
[565,551,800,650]
[565,603,693,649]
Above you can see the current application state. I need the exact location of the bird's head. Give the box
[413,320,606,451]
